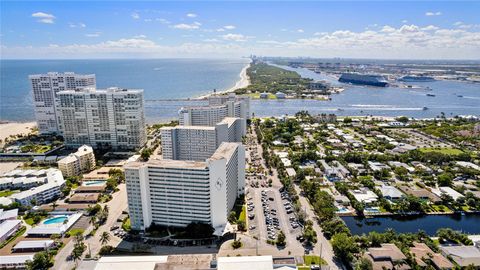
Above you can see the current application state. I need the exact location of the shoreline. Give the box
[194,60,251,100]
[0,122,37,146]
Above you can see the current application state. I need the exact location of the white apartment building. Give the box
[55,87,147,150]
[9,169,66,206]
[178,94,250,126]
[125,142,245,231]
[57,145,96,177]
[160,117,245,161]
[29,72,96,134]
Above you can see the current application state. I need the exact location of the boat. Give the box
[425,87,432,91]
[337,108,344,111]
[398,75,436,82]
[422,107,429,110]
[426,94,436,97]
[338,73,388,87]
[457,95,463,98]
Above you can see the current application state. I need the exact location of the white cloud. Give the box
[133,34,147,38]
[144,19,152,22]
[4,23,480,59]
[421,25,439,31]
[224,25,236,30]
[380,25,395,33]
[131,12,140,19]
[402,20,408,23]
[85,32,101,37]
[173,22,201,30]
[186,13,197,18]
[454,21,463,26]
[203,38,220,43]
[69,22,86,28]
[216,28,225,32]
[156,18,171,24]
[297,29,304,33]
[221,33,251,42]
[425,11,442,16]
[31,12,55,24]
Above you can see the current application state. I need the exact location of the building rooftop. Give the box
[0,208,18,221]
[0,220,21,239]
[379,185,405,199]
[369,244,407,261]
[126,158,207,170]
[10,169,65,201]
[0,255,34,266]
[13,240,54,250]
[94,256,168,270]
[209,142,240,161]
[410,242,453,269]
[217,255,274,270]
[219,117,242,127]
[440,245,480,266]
[160,125,216,131]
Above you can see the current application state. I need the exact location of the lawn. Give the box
[66,228,85,237]
[0,189,19,197]
[297,255,327,269]
[428,204,452,213]
[248,93,277,99]
[419,147,464,155]
[122,217,131,231]
[238,205,247,223]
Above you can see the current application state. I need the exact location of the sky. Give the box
[1,1,480,59]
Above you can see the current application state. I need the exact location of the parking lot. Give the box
[246,187,303,248]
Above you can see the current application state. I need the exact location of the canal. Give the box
[341,213,480,236]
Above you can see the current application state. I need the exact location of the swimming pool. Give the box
[336,207,351,213]
[43,215,68,225]
[82,180,106,186]
[364,207,381,213]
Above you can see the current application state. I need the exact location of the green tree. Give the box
[140,148,153,161]
[26,251,51,270]
[228,211,237,223]
[331,233,358,263]
[276,231,286,246]
[100,231,111,246]
[437,172,453,187]
[355,257,373,270]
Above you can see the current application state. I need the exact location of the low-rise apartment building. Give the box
[57,145,96,177]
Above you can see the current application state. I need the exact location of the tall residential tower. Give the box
[29,72,96,134]
[55,87,146,150]
[125,142,245,231]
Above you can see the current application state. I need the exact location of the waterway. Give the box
[341,213,480,236]
[250,64,480,119]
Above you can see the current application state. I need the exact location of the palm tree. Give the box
[89,215,97,227]
[51,201,58,211]
[103,205,109,216]
[100,231,110,246]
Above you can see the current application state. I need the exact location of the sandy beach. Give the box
[0,122,36,146]
[195,61,251,100]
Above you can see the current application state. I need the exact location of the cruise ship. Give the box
[338,73,388,87]
[398,75,435,82]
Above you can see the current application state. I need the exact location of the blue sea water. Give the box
[1,59,479,123]
[0,59,249,121]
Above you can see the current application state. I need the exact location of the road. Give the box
[53,184,127,270]
[252,124,342,269]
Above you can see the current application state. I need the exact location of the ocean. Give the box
[1,59,479,123]
[0,59,249,122]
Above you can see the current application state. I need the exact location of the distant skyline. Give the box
[1,1,480,59]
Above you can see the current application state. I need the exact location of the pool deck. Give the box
[26,213,83,236]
